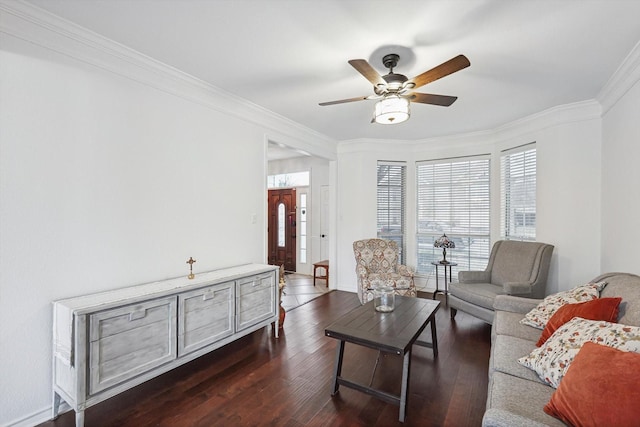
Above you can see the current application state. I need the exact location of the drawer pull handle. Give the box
[129,309,147,321]
[203,290,216,301]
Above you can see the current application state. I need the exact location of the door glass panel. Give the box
[278,203,285,247]
[300,194,307,263]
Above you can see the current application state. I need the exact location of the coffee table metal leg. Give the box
[399,348,412,422]
[331,340,345,395]
[430,316,439,358]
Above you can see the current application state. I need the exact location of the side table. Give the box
[313,260,329,287]
[431,261,457,301]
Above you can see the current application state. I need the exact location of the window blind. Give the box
[377,162,406,263]
[501,144,536,241]
[416,156,490,274]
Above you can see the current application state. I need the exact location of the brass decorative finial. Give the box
[186,257,196,279]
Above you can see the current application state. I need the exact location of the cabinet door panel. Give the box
[178,282,234,356]
[236,274,275,331]
[89,296,176,394]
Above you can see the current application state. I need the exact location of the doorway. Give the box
[268,189,296,271]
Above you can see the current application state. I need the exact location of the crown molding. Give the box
[491,99,602,142]
[339,99,601,155]
[0,0,336,153]
[597,39,640,114]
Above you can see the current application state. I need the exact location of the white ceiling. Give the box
[26,0,640,143]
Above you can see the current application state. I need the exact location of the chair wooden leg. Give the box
[450,308,457,319]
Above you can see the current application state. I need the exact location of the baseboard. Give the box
[6,401,72,427]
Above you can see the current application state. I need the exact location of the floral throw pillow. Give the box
[518,317,640,388]
[520,281,608,329]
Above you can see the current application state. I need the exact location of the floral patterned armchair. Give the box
[353,238,417,304]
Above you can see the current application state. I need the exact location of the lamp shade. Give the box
[374,95,410,124]
[434,234,456,249]
[434,233,455,264]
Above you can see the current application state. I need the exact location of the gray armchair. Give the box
[449,240,554,324]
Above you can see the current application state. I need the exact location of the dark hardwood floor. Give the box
[41,291,491,427]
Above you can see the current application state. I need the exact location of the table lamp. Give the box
[434,234,455,264]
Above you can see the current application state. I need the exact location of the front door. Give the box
[268,189,296,271]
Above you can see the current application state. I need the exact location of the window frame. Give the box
[500,143,537,241]
[376,161,407,263]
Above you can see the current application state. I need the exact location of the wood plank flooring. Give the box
[40,291,491,427]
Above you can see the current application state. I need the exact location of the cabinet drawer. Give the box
[89,296,177,394]
[178,282,234,356]
[236,273,274,297]
[236,273,275,331]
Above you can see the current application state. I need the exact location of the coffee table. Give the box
[325,296,440,422]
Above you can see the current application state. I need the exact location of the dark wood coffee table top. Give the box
[325,296,440,355]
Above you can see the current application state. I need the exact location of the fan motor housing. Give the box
[374,73,408,94]
[375,54,409,93]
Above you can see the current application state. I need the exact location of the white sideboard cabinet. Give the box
[52,263,279,427]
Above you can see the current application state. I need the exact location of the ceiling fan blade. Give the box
[408,55,470,89]
[348,59,386,87]
[409,93,458,106]
[319,95,369,106]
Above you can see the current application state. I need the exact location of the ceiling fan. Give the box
[319,53,470,124]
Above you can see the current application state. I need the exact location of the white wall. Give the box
[0,36,267,425]
[601,79,640,273]
[335,148,379,292]
[335,102,605,296]
[0,8,336,425]
[534,115,603,293]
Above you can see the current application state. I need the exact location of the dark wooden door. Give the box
[268,189,296,271]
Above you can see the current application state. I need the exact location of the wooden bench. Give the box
[313,260,329,287]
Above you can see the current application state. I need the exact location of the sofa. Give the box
[483,272,640,426]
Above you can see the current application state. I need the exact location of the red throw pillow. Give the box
[536,297,621,347]
[544,342,640,427]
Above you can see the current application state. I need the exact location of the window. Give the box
[501,144,536,241]
[299,193,307,263]
[377,162,406,263]
[267,171,309,188]
[416,156,490,274]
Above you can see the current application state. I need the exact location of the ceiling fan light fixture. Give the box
[374,95,410,125]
